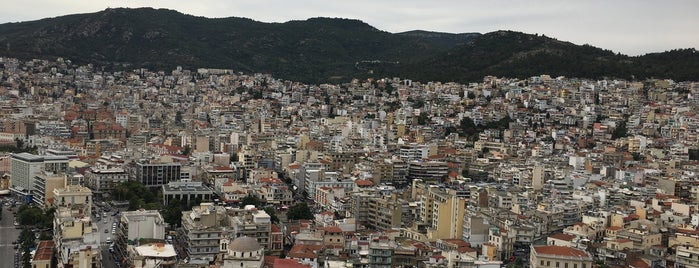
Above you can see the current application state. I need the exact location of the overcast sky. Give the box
[1,0,697,56]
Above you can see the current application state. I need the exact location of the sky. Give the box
[1,0,697,56]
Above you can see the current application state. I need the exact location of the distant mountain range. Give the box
[0,7,697,83]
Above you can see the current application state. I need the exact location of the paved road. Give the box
[0,203,22,268]
[95,205,120,268]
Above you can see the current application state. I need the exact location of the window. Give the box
[541,261,545,266]
[556,262,559,267]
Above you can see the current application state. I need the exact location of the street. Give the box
[94,203,120,268]
[0,201,22,268]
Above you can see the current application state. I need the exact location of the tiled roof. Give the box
[33,240,55,261]
[533,245,591,258]
[549,233,576,242]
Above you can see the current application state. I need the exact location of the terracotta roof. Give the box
[628,258,651,268]
[549,233,576,242]
[287,244,323,259]
[33,240,55,261]
[533,245,591,258]
[607,226,623,231]
[355,179,373,187]
[274,258,312,268]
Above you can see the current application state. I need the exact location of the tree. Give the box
[287,202,313,220]
[182,144,192,156]
[612,120,628,139]
[163,198,183,227]
[240,195,261,208]
[263,207,280,224]
[417,112,429,125]
[175,111,183,125]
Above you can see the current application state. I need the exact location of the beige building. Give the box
[615,228,662,250]
[53,184,93,216]
[128,243,177,268]
[530,245,593,268]
[54,205,101,268]
[32,171,65,208]
[676,245,699,268]
[422,186,467,241]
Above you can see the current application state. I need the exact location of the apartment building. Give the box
[530,245,593,268]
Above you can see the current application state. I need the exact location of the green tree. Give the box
[612,120,628,139]
[287,202,313,220]
[163,198,183,227]
[182,144,192,156]
[16,205,42,226]
[240,195,261,208]
[263,207,280,224]
[417,112,429,125]
[175,111,183,125]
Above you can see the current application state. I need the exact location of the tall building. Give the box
[32,171,66,208]
[408,161,449,184]
[114,209,167,268]
[53,186,100,268]
[134,161,182,187]
[10,153,69,201]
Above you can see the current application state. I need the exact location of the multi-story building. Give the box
[134,161,182,187]
[161,179,214,206]
[419,185,467,241]
[85,165,128,195]
[179,203,226,265]
[10,152,68,201]
[53,193,101,268]
[369,237,395,268]
[676,245,699,268]
[408,161,449,183]
[32,171,66,208]
[114,209,166,268]
[366,193,404,231]
[127,243,177,268]
[53,184,93,216]
[530,245,593,268]
[179,203,272,265]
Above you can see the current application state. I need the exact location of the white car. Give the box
[106,237,111,243]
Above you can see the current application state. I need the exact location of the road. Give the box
[0,202,22,268]
[95,204,120,268]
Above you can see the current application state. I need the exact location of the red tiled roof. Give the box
[287,244,323,259]
[549,233,576,242]
[274,258,311,268]
[33,240,55,261]
[355,179,373,187]
[533,245,591,258]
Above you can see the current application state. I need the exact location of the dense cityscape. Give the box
[0,56,698,268]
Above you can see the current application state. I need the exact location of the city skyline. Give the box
[1,0,697,56]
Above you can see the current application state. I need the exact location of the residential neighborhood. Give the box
[1,56,699,268]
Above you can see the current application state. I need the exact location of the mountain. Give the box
[0,8,697,83]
